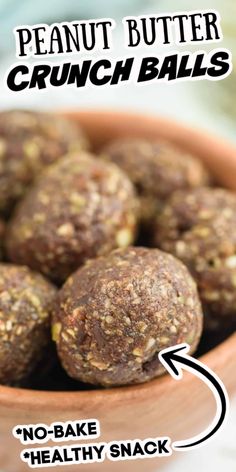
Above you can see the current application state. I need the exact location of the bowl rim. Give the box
[0,334,235,409]
[0,109,236,408]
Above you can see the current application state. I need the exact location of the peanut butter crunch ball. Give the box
[7,153,138,283]
[0,264,57,385]
[101,138,210,223]
[153,187,236,324]
[0,110,89,215]
[52,247,203,387]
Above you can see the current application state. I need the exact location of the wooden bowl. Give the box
[1,110,236,472]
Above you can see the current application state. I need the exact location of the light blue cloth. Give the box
[0,0,146,55]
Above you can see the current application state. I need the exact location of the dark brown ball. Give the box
[153,187,236,326]
[0,110,89,215]
[0,264,57,385]
[7,153,139,283]
[101,138,210,223]
[52,247,203,387]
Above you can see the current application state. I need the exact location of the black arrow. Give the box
[158,343,229,451]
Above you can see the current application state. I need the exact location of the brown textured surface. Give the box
[101,138,210,223]
[153,187,236,324]
[7,153,138,283]
[0,264,57,384]
[52,247,203,386]
[0,110,89,215]
[0,219,5,260]
[1,111,236,472]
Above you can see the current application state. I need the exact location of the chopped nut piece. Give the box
[116,228,133,248]
[90,360,109,370]
[52,322,62,342]
[145,338,156,350]
[57,223,75,237]
[225,255,236,269]
[132,348,143,357]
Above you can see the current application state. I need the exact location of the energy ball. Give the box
[0,264,57,385]
[153,187,236,325]
[7,153,138,283]
[52,247,203,387]
[0,110,89,215]
[101,138,210,223]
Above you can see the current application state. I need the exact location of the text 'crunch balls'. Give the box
[52,247,203,387]
[0,264,57,385]
[7,153,139,283]
[0,110,89,215]
[153,187,236,327]
[101,138,210,224]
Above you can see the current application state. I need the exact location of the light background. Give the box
[0,0,235,143]
[0,1,235,470]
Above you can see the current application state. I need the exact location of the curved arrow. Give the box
[158,343,229,451]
